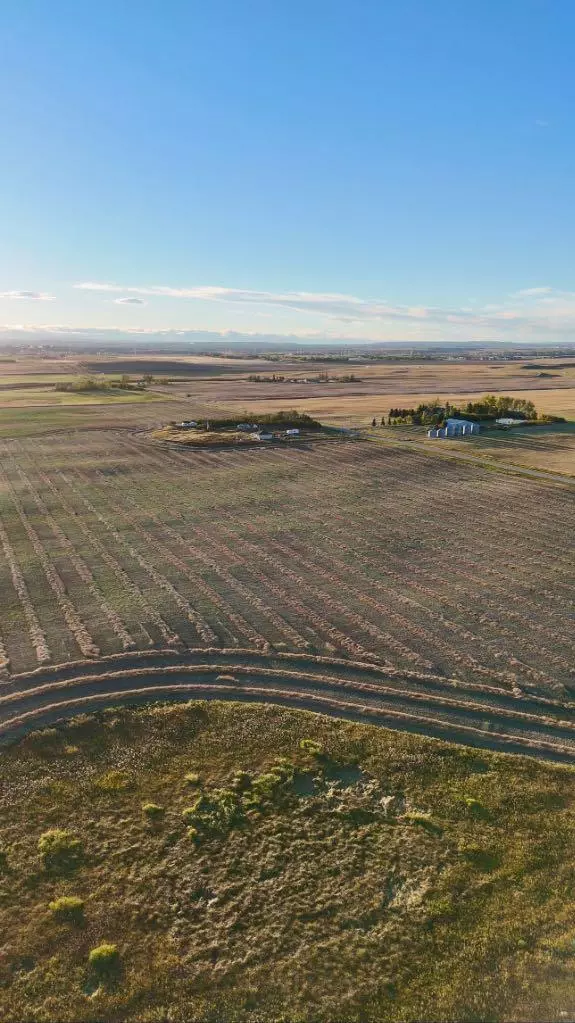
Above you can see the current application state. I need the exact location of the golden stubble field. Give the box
[2,353,575,416]
[0,351,574,470]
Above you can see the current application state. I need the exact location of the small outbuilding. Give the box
[428,418,480,439]
[446,418,480,435]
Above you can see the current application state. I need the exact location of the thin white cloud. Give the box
[0,290,54,301]
[535,119,549,127]
[0,280,558,342]
[72,279,575,337]
[513,287,553,297]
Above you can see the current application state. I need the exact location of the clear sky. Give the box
[1,0,575,344]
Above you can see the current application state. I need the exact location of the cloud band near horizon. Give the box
[71,279,575,341]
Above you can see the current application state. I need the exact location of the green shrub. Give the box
[252,772,283,798]
[182,807,197,825]
[464,796,481,809]
[142,802,164,818]
[88,943,119,976]
[299,739,323,757]
[270,759,295,783]
[38,829,83,872]
[463,796,489,819]
[230,770,252,791]
[49,895,84,923]
[183,788,242,834]
[95,770,134,792]
[185,772,200,785]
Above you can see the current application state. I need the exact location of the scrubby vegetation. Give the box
[185,409,322,431]
[55,375,148,394]
[48,896,85,923]
[246,372,361,383]
[37,829,83,873]
[1,701,575,1021]
[88,943,120,982]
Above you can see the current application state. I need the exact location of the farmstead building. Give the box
[428,418,480,439]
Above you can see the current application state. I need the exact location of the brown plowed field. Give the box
[0,426,574,759]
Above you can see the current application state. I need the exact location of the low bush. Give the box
[95,770,134,792]
[251,772,282,799]
[142,802,164,818]
[184,772,200,785]
[49,895,85,923]
[299,739,324,758]
[88,943,119,976]
[38,829,83,872]
[230,770,252,791]
[182,806,199,825]
[463,796,489,818]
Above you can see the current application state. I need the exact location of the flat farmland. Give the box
[418,422,575,475]
[187,387,575,425]
[1,428,575,762]
[2,353,575,426]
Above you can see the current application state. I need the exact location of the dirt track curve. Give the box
[3,648,575,765]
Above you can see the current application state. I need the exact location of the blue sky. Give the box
[1,0,575,343]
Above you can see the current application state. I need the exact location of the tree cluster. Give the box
[190,410,322,432]
[387,394,539,426]
[55,374,148,393]
[247,374,286,382]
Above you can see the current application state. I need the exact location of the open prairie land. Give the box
[1,422,575,762]
[122,355,575,425]
[3,353,575,423]
[2,700,575,1023]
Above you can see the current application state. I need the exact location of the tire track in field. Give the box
[4,649,575,765]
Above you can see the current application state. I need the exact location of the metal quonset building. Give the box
[429,418,480,439]
[446,418,480,434]
[443,419,479,436]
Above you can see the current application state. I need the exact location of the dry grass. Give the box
[0,387,158,409]
[153,426,262,447]
[1,353,574,426]
[418,423,575,475]
[193,388,575,425]
[1,700,575,1022]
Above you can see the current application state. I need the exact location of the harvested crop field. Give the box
[1,429,575,760]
